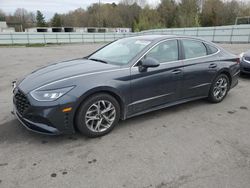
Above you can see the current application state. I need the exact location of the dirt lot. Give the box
[0,43,250,188]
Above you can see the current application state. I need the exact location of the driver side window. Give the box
[146,40,179,63]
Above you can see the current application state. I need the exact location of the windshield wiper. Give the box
[89,58,108,64]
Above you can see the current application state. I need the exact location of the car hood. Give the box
[18,58,118,93]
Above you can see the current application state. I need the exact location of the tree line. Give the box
[0,0,250,32]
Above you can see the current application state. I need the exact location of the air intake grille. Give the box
[14,90,30,116]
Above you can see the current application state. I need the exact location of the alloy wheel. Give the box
[213,77,228,100]
[85,100,116,132]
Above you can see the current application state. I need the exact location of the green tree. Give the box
[179,0,200,27]
[222,0,240,25]
[51,13,62,27]
[134,6,163,31]
[36,10,46,27]
[157,0,179,28]
[200,0,224,26]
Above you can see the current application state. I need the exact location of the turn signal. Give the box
[62,107,72,112]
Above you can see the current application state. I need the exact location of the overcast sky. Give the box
[0,0,160,19]
[0,0,249,19]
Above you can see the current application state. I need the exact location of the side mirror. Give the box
[139,57,160,72]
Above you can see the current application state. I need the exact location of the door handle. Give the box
[209,63,217,69]
[172,69,182,74]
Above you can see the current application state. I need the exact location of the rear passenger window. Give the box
[182,40,207,59]
[207,44,219,54]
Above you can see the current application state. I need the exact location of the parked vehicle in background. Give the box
[13,35,240,138]
[240,50,250,74]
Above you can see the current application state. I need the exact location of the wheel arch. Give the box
[73,86,126,131]
[217,69,232,86]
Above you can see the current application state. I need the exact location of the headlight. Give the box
[30,86,74,101]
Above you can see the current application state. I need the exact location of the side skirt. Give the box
[125,95,208,120]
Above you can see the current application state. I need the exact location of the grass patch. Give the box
[25,43,46,47]
[0,42,107,47]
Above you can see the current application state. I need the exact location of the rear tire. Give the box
[76,93,120,138]
[208,74,230,103]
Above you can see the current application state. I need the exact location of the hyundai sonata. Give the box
[13,35,240,137]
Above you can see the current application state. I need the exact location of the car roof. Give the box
[127,35,176,41]
[127,34,210,43]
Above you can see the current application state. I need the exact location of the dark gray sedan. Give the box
[13,35,240,137]
[240,50,250,74]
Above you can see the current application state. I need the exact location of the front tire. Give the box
[76,93,120,138]
[208,74,230,103]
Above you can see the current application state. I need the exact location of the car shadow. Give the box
[240,73,250,80]
[0,99,214,144]
[0,118,88,145]
[117,99,210,130]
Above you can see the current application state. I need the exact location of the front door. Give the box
[128,39,183,116]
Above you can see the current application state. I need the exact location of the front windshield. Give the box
[88,38,152,65]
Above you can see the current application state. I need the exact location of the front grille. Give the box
[14,90,30,116]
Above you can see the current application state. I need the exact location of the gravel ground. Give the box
[0,43,250,188]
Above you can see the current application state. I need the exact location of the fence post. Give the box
[43,33,46,44]
[10,33,14,45]
[81,32,84,43]
[212,27,216,42]
[27,32,30,44]
[56,33,58,44]
[230,26,234,44]
[69,33,71,43]
[248,29,250,43]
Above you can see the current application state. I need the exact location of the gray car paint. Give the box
[14,35,240,135]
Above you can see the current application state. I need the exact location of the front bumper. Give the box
[13,88,77,135]
[14,108,61,135]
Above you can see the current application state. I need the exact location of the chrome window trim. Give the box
[131,37,221,68]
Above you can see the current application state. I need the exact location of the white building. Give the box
[0,22,15,32]
[25,27,131,33]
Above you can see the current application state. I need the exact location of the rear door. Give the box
[180,39,219,99]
